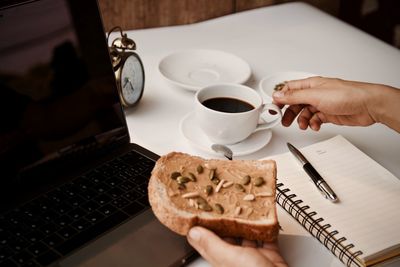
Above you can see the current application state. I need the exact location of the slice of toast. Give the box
[148,152,279,241]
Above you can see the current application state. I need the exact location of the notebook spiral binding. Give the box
[276,182,364,267]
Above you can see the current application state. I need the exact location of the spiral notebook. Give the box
[265,135,400,267]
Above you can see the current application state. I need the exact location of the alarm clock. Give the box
[107,26,145,107]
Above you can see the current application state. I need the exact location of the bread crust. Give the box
[148,152,279,242]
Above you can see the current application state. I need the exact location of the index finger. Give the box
[285,76,323,91]
[272,76,322,107]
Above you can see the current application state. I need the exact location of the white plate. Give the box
[259,71,316,99]
[158,49,251,91]
[179,112,272,156]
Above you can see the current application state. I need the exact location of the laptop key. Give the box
[59,183,83,197]
[7,214,25,229]
[97,204,117,216]
[111,197,129,209]
[85,211,104,223]
[107,187,124,199]
[25,231,45,243]
[21,205,42,219]
[53,203,73,215]
[130,164,146,174]
[39,223,59,236]
[86,173,105,184]
[46,190,69,204]
[0,232,12,246]
[42,210,59,222]
[57,226,77,239]
[37,198,55,212]
[27,241,48,256]
[104,177,123,187]
[93,194,111,205]
[118,181,135,192]
[123,190,142,201]
[24,219,43,231]
[68,207,86,220]
[115,171,132,180]
[80,189,98,200]
[81,200,99,213]
[11,250,33,265]
[8,237,28,252]
[96,164,119,177]
[11,228,28,239]
[55,210,128,255]
[70,218,91,232]
[135,182,148,195]
[75,180,93,191]
[53,215,73,228]
[43,234,64,247]
[122,168,141,177]
[92,183,108,194]
[66,195,86,208]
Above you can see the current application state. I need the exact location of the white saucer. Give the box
[158,49,251,91]
[179,112,272,156]
[259,71,316,99]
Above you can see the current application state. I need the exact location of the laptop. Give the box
[0,0,195,266]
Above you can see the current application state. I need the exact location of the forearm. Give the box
[368,84,400,133]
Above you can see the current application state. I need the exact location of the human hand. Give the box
[187,226,288,267]
[272,77,380,131]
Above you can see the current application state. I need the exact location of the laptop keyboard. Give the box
[0,150,154,267]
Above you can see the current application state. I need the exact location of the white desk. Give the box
[118,2,400,266]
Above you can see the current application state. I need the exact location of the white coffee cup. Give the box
[195,83,282,145]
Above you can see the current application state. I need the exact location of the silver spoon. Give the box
[211,144,233,160]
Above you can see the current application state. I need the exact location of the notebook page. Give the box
[265,135,400,262]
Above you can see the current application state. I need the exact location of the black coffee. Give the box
[202,97,254,113]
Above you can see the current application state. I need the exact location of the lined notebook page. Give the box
[265,135,400,263]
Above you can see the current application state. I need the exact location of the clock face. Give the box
[120,54,145,106]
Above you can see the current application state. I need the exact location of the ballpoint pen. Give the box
[287,143,338,202]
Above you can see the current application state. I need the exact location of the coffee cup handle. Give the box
[254,103,282,132]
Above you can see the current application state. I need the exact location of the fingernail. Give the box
[188,227,201,242]
[273,91,284,98]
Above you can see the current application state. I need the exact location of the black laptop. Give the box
[0,0,194,266]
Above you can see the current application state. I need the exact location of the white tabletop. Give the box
[118,2,400,266]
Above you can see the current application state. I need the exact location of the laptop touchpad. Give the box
[58,210,194,267]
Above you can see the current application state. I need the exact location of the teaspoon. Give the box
[211,144,233,160]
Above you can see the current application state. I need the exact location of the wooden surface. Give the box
[98,0,340,32]
[99,0,234,32]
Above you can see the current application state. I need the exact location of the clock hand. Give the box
[128,79,134,91]
[124,78,134,91]
[123,78,129,88]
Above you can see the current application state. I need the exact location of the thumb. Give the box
[187,226,240,267]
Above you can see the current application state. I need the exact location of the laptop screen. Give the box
[0,0,129,195]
